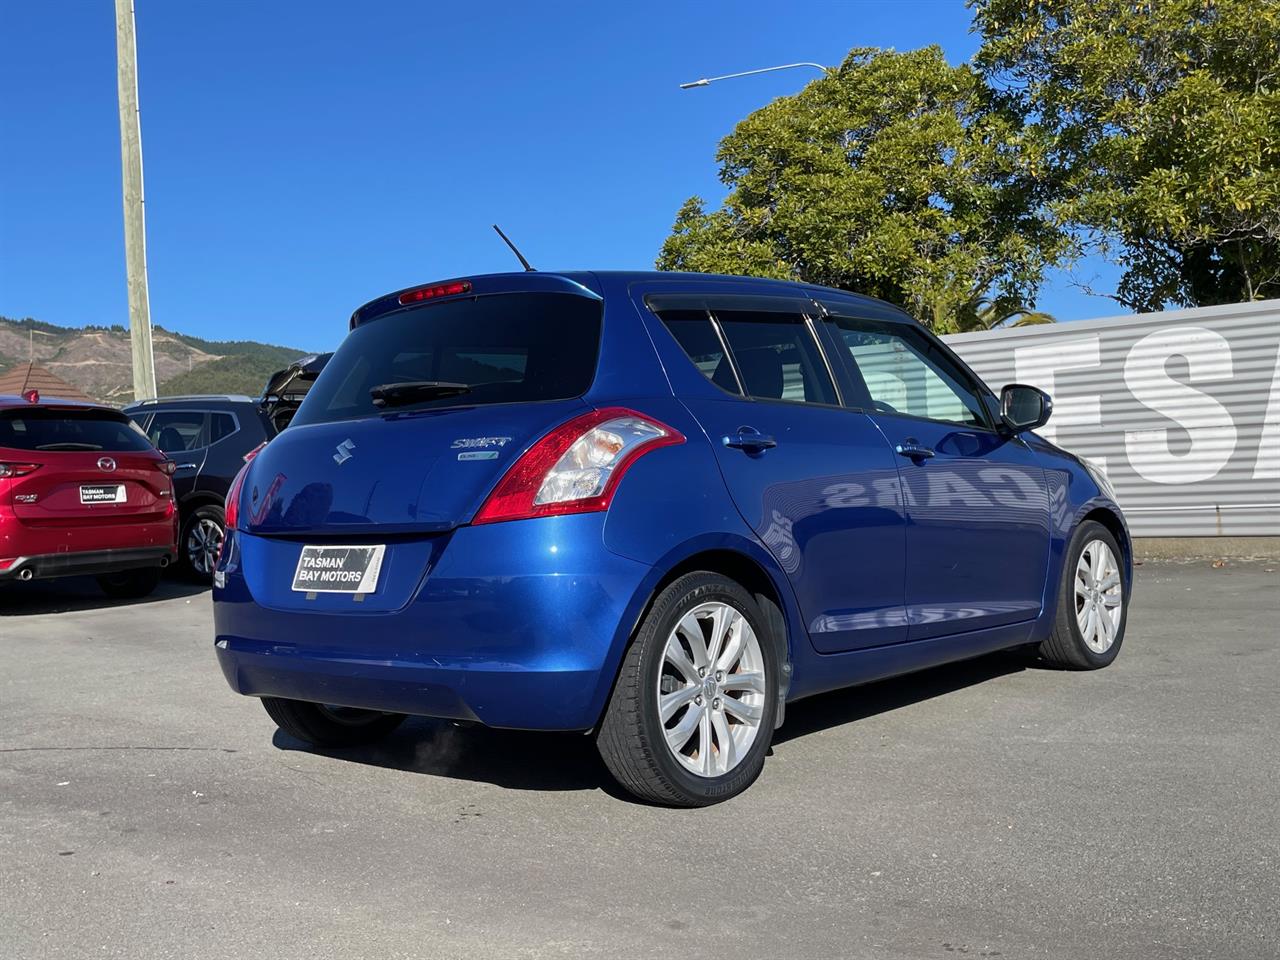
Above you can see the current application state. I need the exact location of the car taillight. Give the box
[157,460,177,476]
[0,462,41,478]
[222,443,265,542]
[472,407,684,525]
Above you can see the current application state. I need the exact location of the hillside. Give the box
[0,316,318,404]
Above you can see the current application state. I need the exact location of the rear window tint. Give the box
[293,293,602,424]
[713,310,837,405]
[210,412,238,443]
[0,408,154,452]
[148,411,208,453]
[655,309,741,395]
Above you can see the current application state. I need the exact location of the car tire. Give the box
[96,566,162,600]
[261,697,406,748]
[180,504,225,583]
[1038,520,1129,669]
[597,571,779,807]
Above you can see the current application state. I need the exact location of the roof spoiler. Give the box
[349,273,601,329]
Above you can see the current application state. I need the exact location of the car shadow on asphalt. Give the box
[272,721,621,796]
[772,651,1027,745]
[0,574,207,616]
[271,650,1028,800]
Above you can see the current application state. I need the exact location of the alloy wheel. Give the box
[657,601,767,778]
[187,517,224,576]
[1075,539,1123,654]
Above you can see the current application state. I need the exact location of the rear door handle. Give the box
[895,440,934,461]
[174,463,198,471]
[723,427,777,452]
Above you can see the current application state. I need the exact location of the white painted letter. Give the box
[1124,326,1236,484]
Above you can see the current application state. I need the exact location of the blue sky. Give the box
[0,0,1120,351]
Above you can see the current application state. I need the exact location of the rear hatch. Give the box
[236,282,603,612]
[0,405,171,526]
[243,283,603,539]
[246,399,589,535]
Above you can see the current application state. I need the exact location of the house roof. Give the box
[0,362,96,403]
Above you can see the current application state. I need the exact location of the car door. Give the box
[816,307,1052,641]
[146,409,210,501]
[649,298,909,652]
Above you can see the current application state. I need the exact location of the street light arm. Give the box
[679,62,831,90]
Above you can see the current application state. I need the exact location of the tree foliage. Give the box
[971,0,1280,310]
[657,47,1068,333]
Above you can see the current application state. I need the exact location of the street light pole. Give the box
[679,62,830,90]
[114,0,157,401]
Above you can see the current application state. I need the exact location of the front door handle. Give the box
[724,427,777,452]
[895,440,935,461]
[174,462,198,471]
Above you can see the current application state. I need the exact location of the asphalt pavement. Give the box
[1,560,1277,960]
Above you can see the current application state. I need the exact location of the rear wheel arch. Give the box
[650,549,790,661]
[600,546,796,733]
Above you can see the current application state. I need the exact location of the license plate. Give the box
[80,484,126,504]
[292,544,386,594]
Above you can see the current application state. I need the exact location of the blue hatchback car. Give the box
[213,271,1131,806]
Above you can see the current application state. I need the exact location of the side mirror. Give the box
[1000,383,1052,434]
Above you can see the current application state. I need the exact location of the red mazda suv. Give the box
[0,391,178,598]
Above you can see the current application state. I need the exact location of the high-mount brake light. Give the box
[473,407,684,525]
[23,389,38,404]
[0,462,41,478]
[397,279,472,306]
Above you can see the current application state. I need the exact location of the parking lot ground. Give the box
[2,560,1277,960]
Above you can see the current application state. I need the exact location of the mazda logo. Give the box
[98,457,117,472]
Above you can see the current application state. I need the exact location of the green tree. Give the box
[971,0,1280,311]
[657,46,1068,333]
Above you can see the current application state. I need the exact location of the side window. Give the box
[655,309,741,395]
[147,411,209,453]
[209,412,238,444]
[713,310,837,405]
[825,316,990,428]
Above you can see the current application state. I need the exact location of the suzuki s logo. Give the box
[97,457,117,472]
[333,439,356,465]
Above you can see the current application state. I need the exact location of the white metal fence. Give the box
[945,300,1280,537]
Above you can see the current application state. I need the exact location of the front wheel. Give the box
[261,697,406,748]
[1039,520,1129,669]
[597,572,779,807]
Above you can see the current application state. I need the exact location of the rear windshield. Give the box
[293,292,602,425]
[0,407,154,452]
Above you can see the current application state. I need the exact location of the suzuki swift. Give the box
[213,272,1131,806]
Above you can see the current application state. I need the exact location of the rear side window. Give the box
[655,309,741,394]
[210,412,238,444]
[148,411,209,453]
[294,293,601,424]
[0,408,154,452]
[713,310,837,405]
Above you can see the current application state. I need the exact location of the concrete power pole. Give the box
[114,0,157,401]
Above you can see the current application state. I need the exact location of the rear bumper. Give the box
[212,514,654,731]
[0,545,176,581]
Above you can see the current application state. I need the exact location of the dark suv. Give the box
[125,355,328,580]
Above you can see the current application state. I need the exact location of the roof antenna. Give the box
[492,224,535,272]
